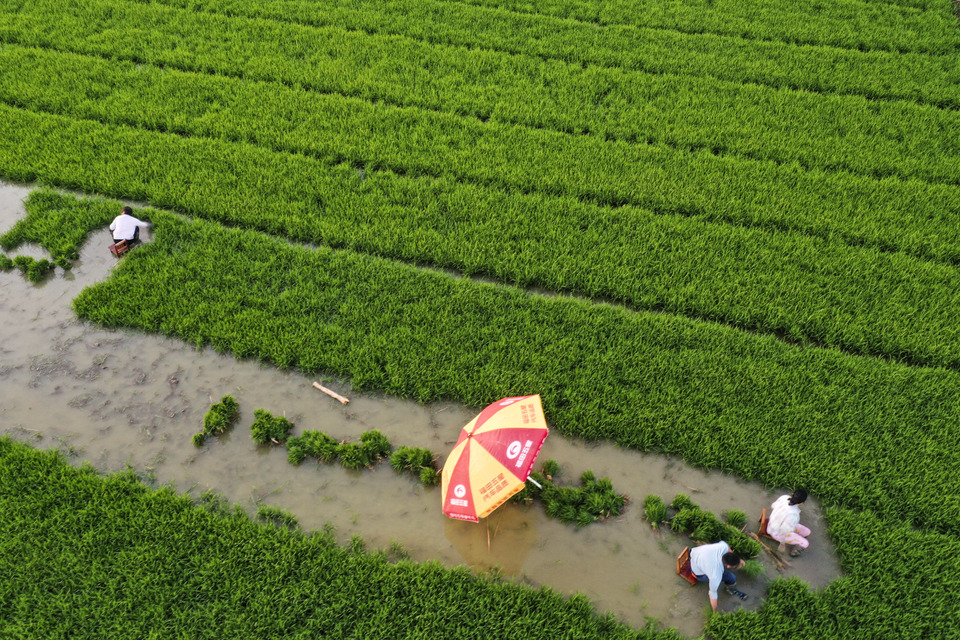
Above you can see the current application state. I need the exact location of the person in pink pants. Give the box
[767,488,810,557]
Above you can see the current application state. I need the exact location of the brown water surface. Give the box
[0,182,842,636]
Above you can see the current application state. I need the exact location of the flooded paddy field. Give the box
[0,182,841,636]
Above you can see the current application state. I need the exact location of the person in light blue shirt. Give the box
[689,540,747,611]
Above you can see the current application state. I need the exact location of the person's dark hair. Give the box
[121,206,133,215]
[722,552,742,568]
[789,488,808,505]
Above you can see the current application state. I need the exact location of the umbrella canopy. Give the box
[441,394,549,522]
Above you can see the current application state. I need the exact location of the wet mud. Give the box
[0,181,842,636]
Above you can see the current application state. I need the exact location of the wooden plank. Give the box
[312,381,350,405]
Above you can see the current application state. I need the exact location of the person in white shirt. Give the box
[767,488,810,557]
[689,540,747,611]
[109,206,149,245]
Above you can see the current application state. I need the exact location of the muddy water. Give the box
[0,182,842,636]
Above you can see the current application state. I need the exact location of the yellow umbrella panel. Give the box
[441,395,549,522]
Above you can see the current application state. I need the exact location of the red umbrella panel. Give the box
[441,394,549,522]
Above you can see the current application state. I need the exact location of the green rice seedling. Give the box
[257,504,298,530]
[544,499,564,519]
[670,507,700,533]
[418,467,440,486]
[559,505,578,524]
[389,446,440,486]
[692,521,725,543]
[671,494,696,512]
[337,442,367,470]
[0,254,12,270]
[203,395,240,436]
[510,483,533,504]
[25,258,54,283]
[724,509,747,529]
[250,409,293,445]
[584,492,607,515]
[299,431,340,463]
[526,472,547,499]
[387,540,410,561]
[191,432,206,448]
[359,430,392,462]
[580,469,596,488]
[285,438,307,465]
[576,509,596,527]
[556,486,582,506]
[12,255,30,272]
[194,491,232,517]
[541,459,560,478]
[742,559,765,578]
[349,535,366,554]
[644,495,667,529]
[671,503,761,558]
[389,446,433,472]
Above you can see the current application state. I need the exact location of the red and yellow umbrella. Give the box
[441,394,549,522]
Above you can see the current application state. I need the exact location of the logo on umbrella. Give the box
[454,484,467,498]
[506,441,522,459]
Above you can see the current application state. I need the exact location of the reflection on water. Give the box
[0,182,842,637]
[444,507,539,575]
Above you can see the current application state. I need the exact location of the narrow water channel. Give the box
[0,182,842,636]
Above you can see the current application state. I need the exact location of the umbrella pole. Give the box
[527,477,542,489]
[486,520,491,552]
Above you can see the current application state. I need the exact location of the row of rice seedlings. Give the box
[389,445,441,486]
[513,460,627,527]
[7,255,55,283]
[1,437,679,639]
[284,428,391,470]
[667,494,762,558]
[143,0,960,110]
[9,40,958,196]
[65,209,960,537]
[453,0,959,54]
[7,115,960,374]
[192,394,240,446]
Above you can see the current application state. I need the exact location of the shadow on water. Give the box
[0,182,843,637]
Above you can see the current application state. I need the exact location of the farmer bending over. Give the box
[110,206,150,246]
[689,540,747,611]
[768,488,810,557]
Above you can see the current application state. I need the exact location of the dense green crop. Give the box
[0,437,677,639]
[5,0,960,637]
[136,0,960,109]
[8,119,960,374]
[5,24,960,187]
[61,208,960,544]
[455,0,960,54]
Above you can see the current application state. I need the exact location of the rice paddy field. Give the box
[2,0,960,638]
